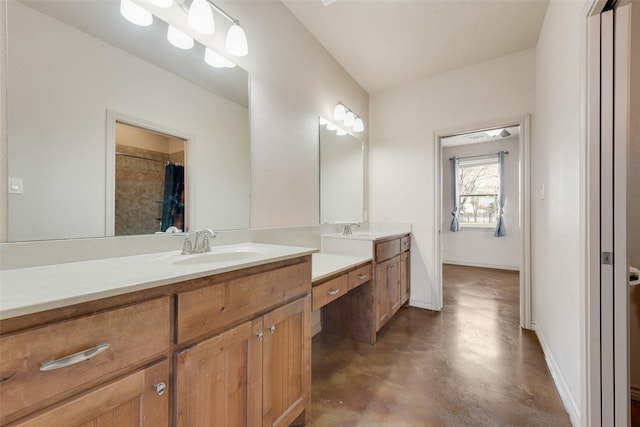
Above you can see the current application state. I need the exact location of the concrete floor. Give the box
[308,264,571,426]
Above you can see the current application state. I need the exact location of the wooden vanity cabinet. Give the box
[175,296,311,427]
[0,297,171,426]
[374,234,411,332]
[9,359,170,427]
[0,255,312,427]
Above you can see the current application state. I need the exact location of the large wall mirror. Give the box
[319,118,364,224]
[6,0,250,242]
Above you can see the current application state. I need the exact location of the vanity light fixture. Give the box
[205,47,236,68]
[352,117,364,132]
[333,103,347,121]
[188,0,215,35]
[120,0,153,26]
[174,0,249,56]
[333,102,364,133]
[167,25,194,49]
[321,117,350,136]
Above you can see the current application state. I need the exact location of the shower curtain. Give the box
[161,163,184,232]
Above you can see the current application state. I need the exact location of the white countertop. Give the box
[0,243,316,320]
[321,228,411,241]
[312,252,371,282]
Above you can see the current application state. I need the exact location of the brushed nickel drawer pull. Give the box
[357,274,367,280]
[256,332,264,340]
[155,382,167,396]
[327,288,340,296]
[40,343,110,371]
[269,325,276,334]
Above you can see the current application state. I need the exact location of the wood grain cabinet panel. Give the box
[175,319,263,427]
[8,359,170,427]
[375,239,401,263]
[400,251,410,305]
[347,264,372,290]
[262,296,311,427]
[176,260,311,344]
[175,296,311,427]
[312,275,348,310]
[373,235,410,332]
[0,298,170,424]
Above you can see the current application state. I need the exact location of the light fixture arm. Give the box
[176,0,241,25]
[204,0,240,25]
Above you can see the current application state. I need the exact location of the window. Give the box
[457,156,500,227]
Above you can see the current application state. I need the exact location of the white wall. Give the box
[532,0,591,423]
[629,0,640,398]
[224,1,369,229]
[442,138,520,270]
[7,2,249,241]
[369,48,535,310]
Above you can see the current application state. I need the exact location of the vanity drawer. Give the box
[375,239,401,262]
[176,259,311,344]
[312,275,348,310]
[0,297,170,424]
[401,235,411,252]
[348,264,372,290]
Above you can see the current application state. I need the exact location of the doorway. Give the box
[434,115,531,329]
[105,110,191,237]
[114,122,187,235]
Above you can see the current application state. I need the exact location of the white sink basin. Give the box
[172,245,274,266]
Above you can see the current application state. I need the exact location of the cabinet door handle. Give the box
[268,325,276,334]
[256,332,264,340]
[40,343,110,371]
[154,382,167,396]
[357,274,367,280]
[327,288,340,296]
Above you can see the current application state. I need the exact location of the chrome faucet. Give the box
[342,223,360,235]
[181,228,216,254]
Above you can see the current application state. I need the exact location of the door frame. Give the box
[433,114,532,329]
[105,109,193,236]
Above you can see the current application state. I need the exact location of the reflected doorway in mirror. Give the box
[107,112,191,237]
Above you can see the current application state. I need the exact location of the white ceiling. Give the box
[283,0,549,94]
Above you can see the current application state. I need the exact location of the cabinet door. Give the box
[11,359,169,427]
[262,296,311,427]
[400,251,410,304]
[175,319,263,427]
[375,260,391,330]
[388,255,402,315]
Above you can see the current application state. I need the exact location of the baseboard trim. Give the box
[442,261,519,271]
[631,385,640,401]
[408,299,439,311]
[535,326,580,426]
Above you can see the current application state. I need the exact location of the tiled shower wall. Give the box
[115,144,184,235]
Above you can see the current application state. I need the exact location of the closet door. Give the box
[593,5,631,425]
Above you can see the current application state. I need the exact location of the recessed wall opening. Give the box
[114,121,188,236]
[435,116,531,330]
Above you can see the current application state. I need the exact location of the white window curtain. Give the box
[450,157,460,232]
[494,151,506,237]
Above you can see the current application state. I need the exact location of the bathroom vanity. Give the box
[320,232,411,344]
[0,244,314,427]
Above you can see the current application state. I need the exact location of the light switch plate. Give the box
[8,177,23,194]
